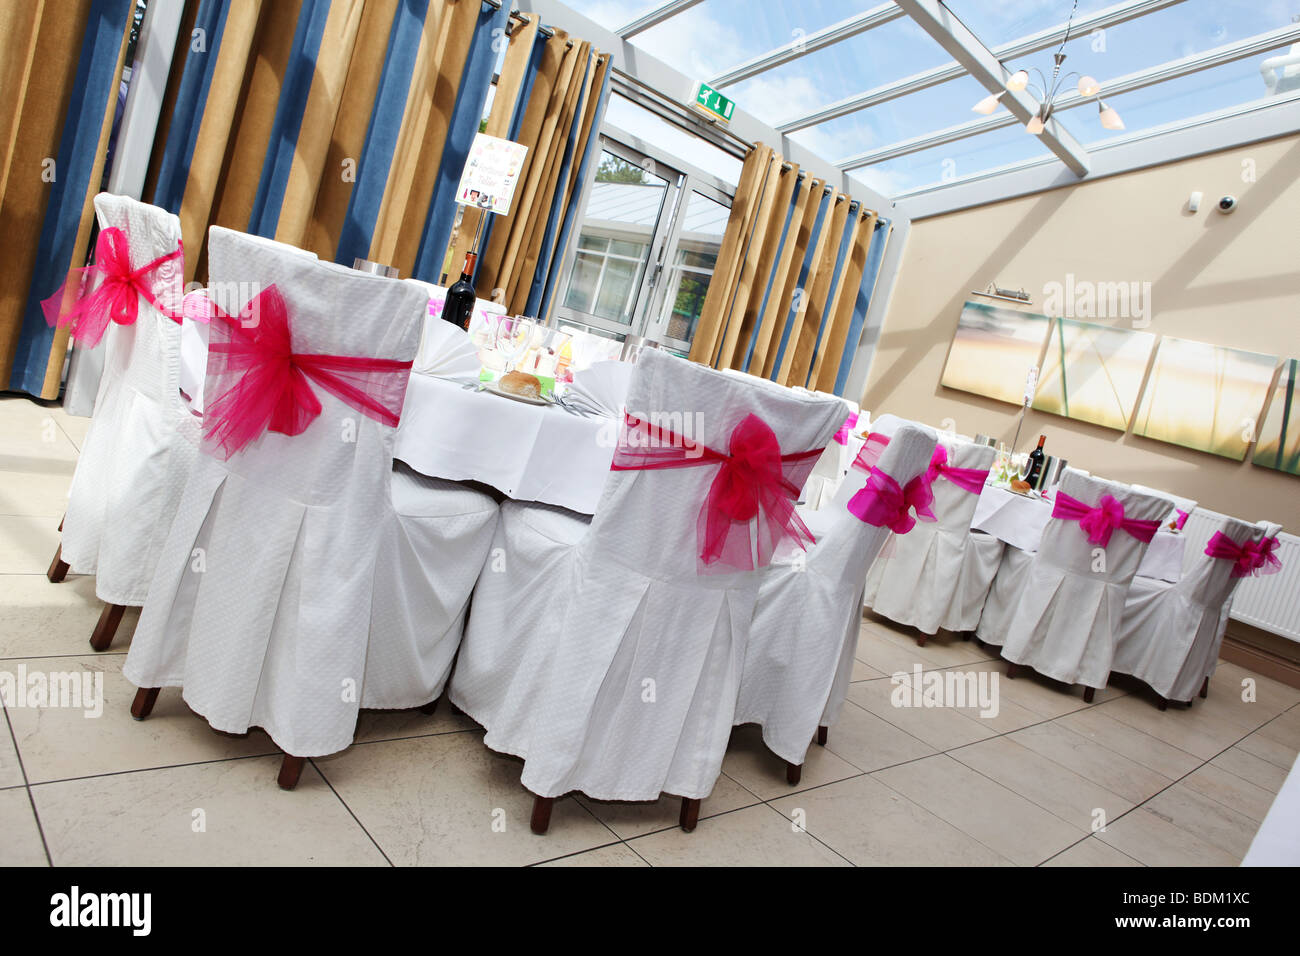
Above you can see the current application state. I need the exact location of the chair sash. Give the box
[611,412,823,572]
[850,435,988,525]
[1051,491,1160,548]
[42,226,183,346]
[203,284,413,459]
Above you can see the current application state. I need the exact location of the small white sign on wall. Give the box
[455,133,528,217]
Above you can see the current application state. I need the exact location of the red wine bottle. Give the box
[1026,434,1046,487]
[444,251,477,330]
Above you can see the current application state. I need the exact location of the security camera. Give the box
[1217,195,1238,214]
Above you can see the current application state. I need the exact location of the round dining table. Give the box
[971,483,1186,583]
[394,373,616,514]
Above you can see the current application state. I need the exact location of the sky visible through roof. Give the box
[566,0,1300,197]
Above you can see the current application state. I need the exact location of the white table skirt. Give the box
[971,484,1185,583]
[395,372,614,514]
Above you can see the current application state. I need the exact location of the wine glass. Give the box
[494,315,533,374]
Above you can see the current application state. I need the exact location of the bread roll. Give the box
[499,370,541,399]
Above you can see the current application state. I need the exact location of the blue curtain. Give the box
[333,0,432,265]
[412,0,512,282]
[152,0,230,216]
[532,52,612,319]
[246,0,333,237]
[832,217,891,396]
[8,0,132,397]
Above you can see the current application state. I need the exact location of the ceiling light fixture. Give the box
[970,0,1123,135]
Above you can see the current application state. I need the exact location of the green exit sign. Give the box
[692,82,736,124]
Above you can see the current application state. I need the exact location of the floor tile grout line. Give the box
[526,837,636,867]
[2,703,54,866]
[1037,831,1148,867]
[307,758,396,867]
[1075,713,1288,863]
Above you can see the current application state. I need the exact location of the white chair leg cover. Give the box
[363,465,499,710]
[124,228,426,758]
[974,545,1033,645]
[999,470,1171,688]
[60,194,197,605]
[951,531,1005,631]
[447,500,591,757]
[740,425,937,764]
[1112,517,1262,702]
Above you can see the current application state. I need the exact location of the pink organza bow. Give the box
[846,468,927,534]
[907,444,992,522]
[833,412,859,445]
[202,284,413,459]
[610,412,823,572]
[849,436,989,525]
[1051,491,1161,548]
[1204,531,1262,578]
[1173,508,1190,530]
[41,226,183,347]
[1244,536,1282,576]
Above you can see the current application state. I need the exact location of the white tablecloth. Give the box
[395,373,614,514]
[971,484,1185,582]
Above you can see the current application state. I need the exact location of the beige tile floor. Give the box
[2,393,1298,866]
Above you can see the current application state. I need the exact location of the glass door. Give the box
[554,133,732,356]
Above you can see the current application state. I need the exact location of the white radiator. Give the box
[1179,510,1300,643]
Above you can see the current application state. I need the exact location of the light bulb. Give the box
[1077,75,1100,97]
[1098,101,1124,130]
[1006,70,1029,91]
[972,92,1004,115]
[1025,114,1045,135]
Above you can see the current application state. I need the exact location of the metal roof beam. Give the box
[892,0,1091,176]
[779,0,1186,133]
[839,23,1300,169]
[617,0,705,39]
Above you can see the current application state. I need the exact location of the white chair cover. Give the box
[737,424,937,765]
[974,543,1033,646]
[123,227,426,757]
[450,349,845,800]
[1131,483,1197,532]
[1113,514,1262,702]
[1000,469,1171,688]
[800,395,860,511]
[60,194,197,606]
[863,437,998,635]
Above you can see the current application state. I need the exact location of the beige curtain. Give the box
[0,2,132,397]
[155,0,481,284]
[688,143,878,395]
[457,19,610,315]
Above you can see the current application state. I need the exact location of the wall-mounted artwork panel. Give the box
[1134,337,1278,461]
[1253,358,1299,476]
[1032,318,1157,432]
[940,300,1050,406]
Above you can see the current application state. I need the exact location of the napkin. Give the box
[415,316,481,382]
[565,360,634,417]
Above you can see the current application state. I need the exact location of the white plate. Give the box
[483,384,552,406]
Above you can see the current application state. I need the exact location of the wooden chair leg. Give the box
[89,603,126,651]
[47,544,70,583]
[1082,686,1096,704]
[419,698,439,715]
[530,795,555,835]
[1006,662,1019,679]
[130,687,160,720]
[816,726,828,747]
[961,631,971,641]
[1157,696,1168,712]
[786,762,802,785]
[916,632,928,648]
[277,755,306,790]
[1200,676,1209,699]
[679,797,701,832]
